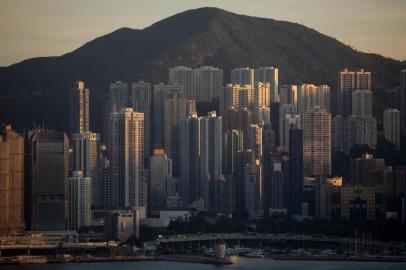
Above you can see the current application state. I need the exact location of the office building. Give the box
[68,171,91,230]
[26,129,69,231]
[288,128,304,214]
[269,163,284,210]
[315,177,342,222]
[341,185,375,221]
[69,81,90,136]
[303,107,332,177]
[349,153,385,186]
[0,125,24,234]
[383,109,400,150]
[110,108,144,209]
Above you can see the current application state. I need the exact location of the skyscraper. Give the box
[200,111,222,210]
[298,84,330,115]
[169,66,196,100]
[131,81,152,163]
[231,67,254,90]
[110,108,144,209]
[153,83,181,149]
[26,129,69,231]
[194,66,223,102]
[279,103,297,146]
[72,132,101,207]
[338,68,371,117]
[110,81,128,113]
[279,84,298,112]
[222,129,244,175]
[383,108,400,150]
[303,106,332,177]
[180,114,202,206]
[164,87,186,175]
[352,89,372,117]
[254,67,279,103]
[400,69,406,135]
[69,81,89,135]
[280,114,301,151]
[0,125,24,234]
[269,163,284,210]
[243,150,263,216]
[149,149,172,215]
[270,102,280,147]
[255,82,271,121]
[288,128,303,214]
[69,171,91,230]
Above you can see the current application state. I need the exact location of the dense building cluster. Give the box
[1,67,406,240]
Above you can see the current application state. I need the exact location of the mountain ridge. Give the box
[0,7,404,131]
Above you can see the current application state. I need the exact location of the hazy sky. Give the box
[0,0,405,67]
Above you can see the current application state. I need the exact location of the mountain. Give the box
[0,7,404,132]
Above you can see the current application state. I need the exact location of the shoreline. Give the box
[1,254,406,266]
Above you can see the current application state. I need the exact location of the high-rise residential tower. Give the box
[72,132,101,207]
[110,108,144,209]
[383,109,400,150]
[131,81,152,163]
[149,149,172,215]
[254,67,279,103]
[110,81,128,113]
[68,171,91,230]
[169,66,196,100]
[303,106,332,177]
[194,66,223,102]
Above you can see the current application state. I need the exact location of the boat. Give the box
[241,250,264,258]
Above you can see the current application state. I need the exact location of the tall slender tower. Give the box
[288,128,303,214]
[303,106,332,177]
[69,81,89,136]
[0,124,24,234]
[110,108,144,209]
[180,114,202,206]
[201,111,223,210]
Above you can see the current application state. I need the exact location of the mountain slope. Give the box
[0,7,404,131]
